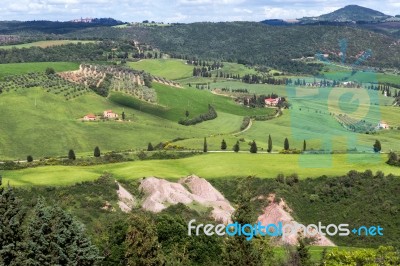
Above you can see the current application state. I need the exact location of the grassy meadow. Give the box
[0,40,95,49]
[128,59,194,80]
[2,153,399,187]
[0,62,80,79]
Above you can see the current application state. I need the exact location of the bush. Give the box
[94,146,101,157]
[179,105,217,126]
[27,155,33,162]
[240,117,251,131]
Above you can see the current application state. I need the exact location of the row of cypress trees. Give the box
[202,136,307,153]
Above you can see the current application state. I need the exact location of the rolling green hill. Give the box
[0,62,79,79]
[128,59,193,80]
[317,5,390,22]
[3,153,400,187]
[0,40,95,49]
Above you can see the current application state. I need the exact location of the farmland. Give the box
[0,15,400,266]
[0,62,79,78]
[0,40,95,49]
[2,153,399,187]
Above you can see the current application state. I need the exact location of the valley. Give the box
[0,6,400,265]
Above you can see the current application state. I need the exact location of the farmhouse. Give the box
[83,114,97,121]
[265,97,280,107]
[103,110,119,119]
[376,121,389,130]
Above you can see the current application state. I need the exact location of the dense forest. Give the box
[61,22,400,74]
[1,171,399,265]
[0,21,399,74]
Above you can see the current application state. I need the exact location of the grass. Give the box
[0,40,95,49]
[128,59,194,80]
[110,83,274,122]
[3,153,399,187]
[274,246,365,263]
[322,64,400,84]
[0,62,80,79]
[0,87,217,159]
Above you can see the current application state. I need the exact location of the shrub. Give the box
[27,155,33,163]
[179,105,217,126]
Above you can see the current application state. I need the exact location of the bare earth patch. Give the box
[257,193,335,246]
[116,181,136,213]
[139,175,234,224]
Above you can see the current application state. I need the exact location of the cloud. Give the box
[0,0,396,22]
[262,6,339,19]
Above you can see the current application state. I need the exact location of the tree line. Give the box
[179,104,217,126]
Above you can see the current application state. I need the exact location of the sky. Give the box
[1,0,399,23]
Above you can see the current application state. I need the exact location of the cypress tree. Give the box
[221,139,227,150]
[122,111,126,120]
[373,140,382,153]
[297,238,312,266]
[303,140,306,151]
[203,137,208,153]
[284,138,290,151]
[267,134,272,153]
[147,143,154,151]
[68,149,76,160]
[250,141,258,153]
[94,146,101,157]
[233,141,240,153]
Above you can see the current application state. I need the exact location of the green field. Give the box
[128,59,194,80]
[3,153,399,187]
[0,62,79,78]
[0,87,215,159]
[110,82,273,121]
[0,40,95,49]
[0,80,273,159]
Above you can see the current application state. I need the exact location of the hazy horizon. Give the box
[2,0,399,23]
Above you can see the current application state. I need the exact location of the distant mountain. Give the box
[260,19,291,26]
[301,5,391,23]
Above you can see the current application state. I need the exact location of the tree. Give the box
[250,140,257,153]
[297,238,312,266]
[221,139,227,150]
[124,213,164,265]
[68,149,76,160]
[284,138,290,151]
[24,199,100,265]
[45,67,55,75]
[222,176,274,265]
[94,146,101,157]
[387,152,398,165]
[27,155,33,162]
[267,134,272,153]
[122,111,125,120]
[303,140,307,151]
[233,141,240,153]
[185,110,189,118]
[203,137,208,153]
[0,177,26,265]
[147,142,154,151]
[373,140,382,153]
